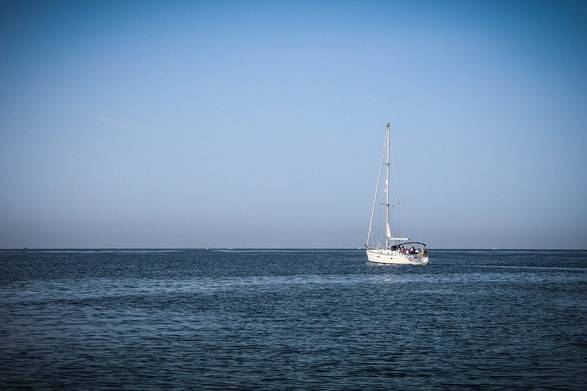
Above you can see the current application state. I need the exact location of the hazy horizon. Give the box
[1,0,586,249]
[1,247,586,252]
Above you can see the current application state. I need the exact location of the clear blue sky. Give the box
[0,0,585,248]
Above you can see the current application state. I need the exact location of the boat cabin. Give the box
[393,242,427,255]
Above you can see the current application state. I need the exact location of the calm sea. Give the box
[0,249,585,389]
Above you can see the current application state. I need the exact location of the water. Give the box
[1,249,585,389]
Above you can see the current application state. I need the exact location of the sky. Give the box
[0,0,586,249]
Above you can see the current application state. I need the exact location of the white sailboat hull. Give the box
[366,249,429,265]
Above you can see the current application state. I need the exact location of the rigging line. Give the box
[391,132,402,237]
[366,128,387,247]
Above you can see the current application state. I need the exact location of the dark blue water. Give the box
[1,249,585,389]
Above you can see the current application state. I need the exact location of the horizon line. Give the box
[1,247,585,251]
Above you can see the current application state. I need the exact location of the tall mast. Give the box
[385,122,391,248]
[366,121,408,251]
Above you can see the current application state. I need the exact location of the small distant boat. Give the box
[365,122,428,265]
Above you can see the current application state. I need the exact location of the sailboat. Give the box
[365,122,429,265]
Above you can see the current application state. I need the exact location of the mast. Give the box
[384,122,391,249]
[366,121,410,251]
